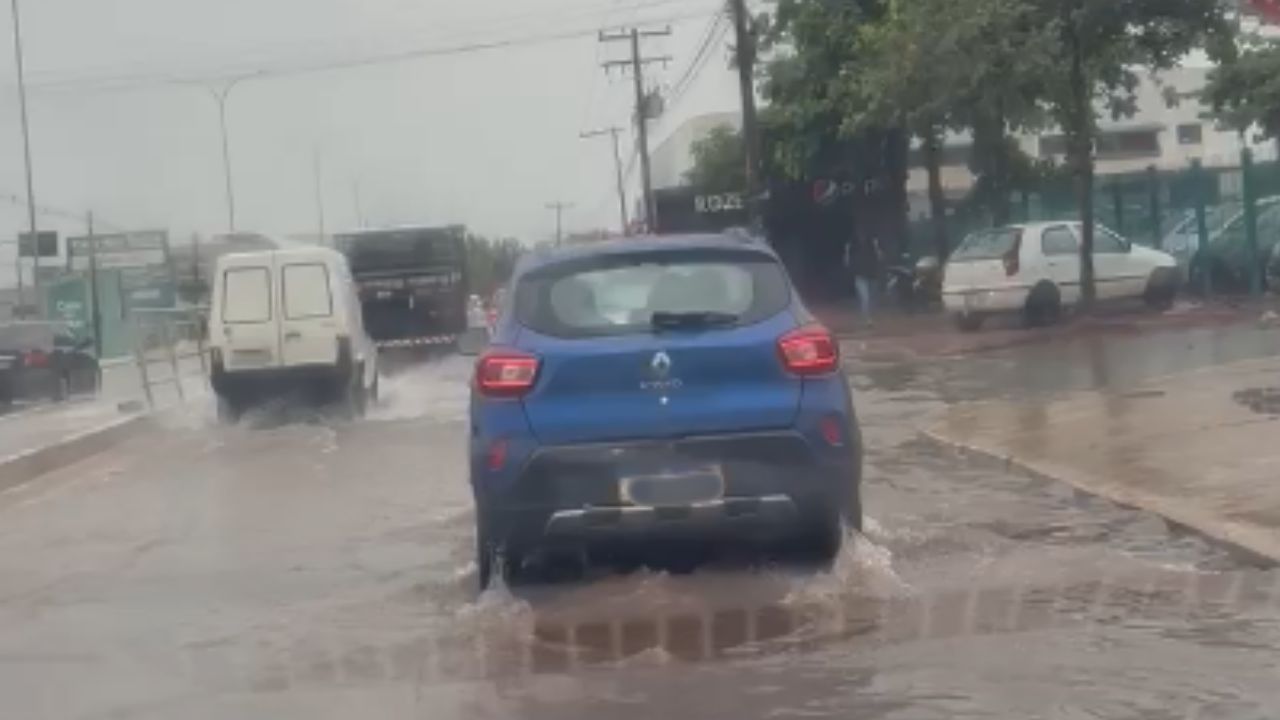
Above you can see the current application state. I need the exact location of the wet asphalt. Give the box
[2,322,1280,719]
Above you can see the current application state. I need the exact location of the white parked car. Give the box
[208,246,379,421]
[942,222,1180,331]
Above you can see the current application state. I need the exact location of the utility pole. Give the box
[729,0,762,218]
[352,180,366,228]
[9,0,39,312]
[600,27,671,232]
[86,212,102,358]
[312,146,326,241]
[545,201,573,246]
[580,126,629,234]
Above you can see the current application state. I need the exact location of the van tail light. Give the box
[778,325,839,376]
[475,350,539,397]
[23,349,49,368]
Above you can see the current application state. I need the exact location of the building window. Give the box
[1177,123,1203,146]
[1038,130,1162,160]
[1096,130,1161,159]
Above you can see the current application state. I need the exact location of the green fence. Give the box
[910,150,1280,296]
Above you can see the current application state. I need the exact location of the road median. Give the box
[921,356,1280,563]
[0,408,153,494]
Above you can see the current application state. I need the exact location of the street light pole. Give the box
[193,75,254,234]
[9,0,39,312]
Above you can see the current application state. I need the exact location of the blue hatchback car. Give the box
[469,233,862,588]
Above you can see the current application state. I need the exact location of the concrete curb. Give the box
[0,413,153,494]
[918,426,1280,565]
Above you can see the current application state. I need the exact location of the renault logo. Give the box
[651,351,672,378]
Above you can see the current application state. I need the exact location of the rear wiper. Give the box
[650,311,739,330]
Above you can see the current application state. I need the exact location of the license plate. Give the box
[620,466,724,507]
[231,349,272,368]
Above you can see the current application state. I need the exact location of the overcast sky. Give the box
[0,0,740,287]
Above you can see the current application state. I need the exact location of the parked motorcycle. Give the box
[885,255,943,311]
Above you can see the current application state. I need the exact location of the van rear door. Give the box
[279,260,340,367]
[218,255,280,371]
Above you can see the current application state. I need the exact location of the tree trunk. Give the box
[1066,12,1097,310]
[882,125,912,261]
[973,108,1013,227]
[922,125,949,260]
[990,101,1012,226]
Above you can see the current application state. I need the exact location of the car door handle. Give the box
[284,331,302,341]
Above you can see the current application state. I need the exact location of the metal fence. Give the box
[128,306,208,408]
[911,149,1280,296]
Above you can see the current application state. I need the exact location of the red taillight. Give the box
[819,415,844,447]
[486,438,508,471]
[475,350,539,397]
[778,325,839,376]
[23,349,49,368]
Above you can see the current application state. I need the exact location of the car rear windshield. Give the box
[952,228,1022,261]
[516,248,790,338]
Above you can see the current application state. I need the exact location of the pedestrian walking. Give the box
[853,235,883,322]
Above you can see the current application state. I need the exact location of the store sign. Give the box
[694,193,745,214]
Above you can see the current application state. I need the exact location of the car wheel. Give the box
[954,313,984,333]
[1023,282,1061,328]
[475,510,524,591]
[795,505,845,565]
[52,373,71,402]
[1144,268,1179,310]
[216,395,241,424]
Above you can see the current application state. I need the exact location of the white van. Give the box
[208,247,378,421]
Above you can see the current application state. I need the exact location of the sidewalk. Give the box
[0,353,206,491]
[813,298,1278,359]
[924,356,1280,562]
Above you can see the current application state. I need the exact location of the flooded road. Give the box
[2,324,1279,719]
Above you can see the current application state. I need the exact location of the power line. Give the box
[667,12,727,103]
[666,13,731,111]
[25,4,720,97]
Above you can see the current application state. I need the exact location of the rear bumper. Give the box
[211,363,350,403]
[479,430,860,547]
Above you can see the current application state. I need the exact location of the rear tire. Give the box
[216,395,241,424]
[954,313,985,333]
[474,506,525,591]
[52,373,70,402]
[1024,282,1062,328]
[801,508,845,564]
[1144,268,1178,310]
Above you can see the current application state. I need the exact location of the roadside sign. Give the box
[18,231,58,258]
[66,230,170,271]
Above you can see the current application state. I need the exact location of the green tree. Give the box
[684,124,747,192]
[1030,0,1229,308]
[1203,39,1280,143]
[464,235,523,296]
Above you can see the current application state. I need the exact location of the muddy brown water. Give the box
[2,324,1280,719]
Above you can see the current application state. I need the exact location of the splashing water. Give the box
[370,356,472,422]
[785,527,913,607]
